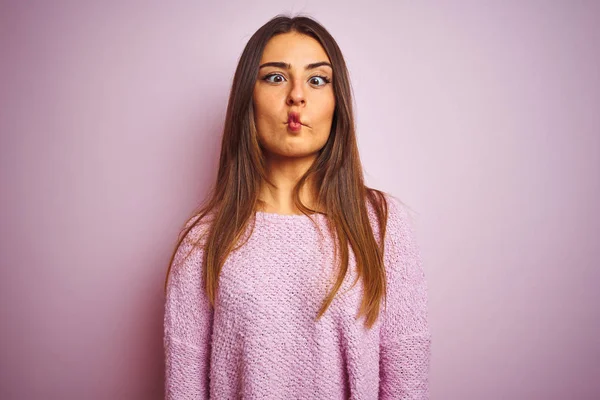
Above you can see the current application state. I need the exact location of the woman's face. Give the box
[252,32,335,160]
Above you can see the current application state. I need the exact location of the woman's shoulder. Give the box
[180,210,216,246]
[365,190,418,245]
[365,189,412,221]
[166,213,211,293]
[383,192,415,230]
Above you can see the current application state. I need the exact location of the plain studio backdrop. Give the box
[1,1,598,399]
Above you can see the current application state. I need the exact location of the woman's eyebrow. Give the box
[258,61,332,70]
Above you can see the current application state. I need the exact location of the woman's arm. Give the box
[164,223,213,400]
[379,196,432,399]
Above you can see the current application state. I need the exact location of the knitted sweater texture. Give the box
[164,194,431,399]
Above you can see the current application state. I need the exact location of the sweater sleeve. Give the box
[379,196,432,399]
[164,220,213,400]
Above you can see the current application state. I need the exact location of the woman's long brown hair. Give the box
[164,14,393,330]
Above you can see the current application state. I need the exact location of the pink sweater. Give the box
[164,194,431,399]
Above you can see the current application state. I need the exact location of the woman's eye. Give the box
[310,75,331,86]
[262,73,331,86]
[264,73,286,83]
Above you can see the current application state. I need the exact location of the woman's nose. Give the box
[286,78,305,105]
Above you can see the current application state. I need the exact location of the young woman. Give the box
[164,14,431,399]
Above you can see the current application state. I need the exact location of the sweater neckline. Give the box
[254,210,327,223]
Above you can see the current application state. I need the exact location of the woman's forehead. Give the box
[261,33,330,65]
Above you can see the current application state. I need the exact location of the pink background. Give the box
[1,1,599,399]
